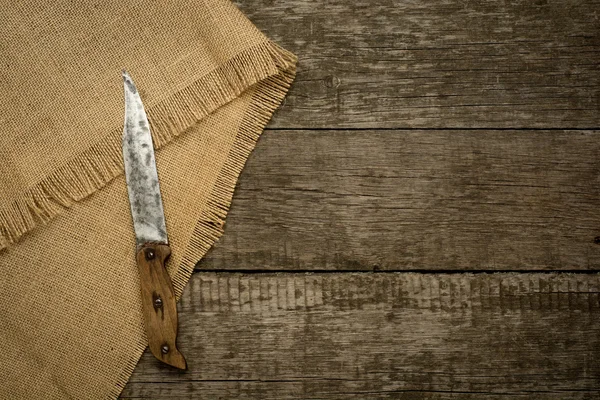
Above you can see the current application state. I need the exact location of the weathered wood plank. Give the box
[122,272,600,399]
[235,0,600,128]
[198,129,600,271]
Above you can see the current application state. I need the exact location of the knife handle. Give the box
[136,243,187,370]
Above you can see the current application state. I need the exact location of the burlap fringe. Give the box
[108,43,296,399]
[0,41,297,252]
[172,71,297,296]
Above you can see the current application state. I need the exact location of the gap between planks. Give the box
[264,127,600,131]
[194,268,600,275]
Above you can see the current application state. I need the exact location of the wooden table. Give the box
[121,0,600,398]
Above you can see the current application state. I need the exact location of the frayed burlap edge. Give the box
[0,40,297,252]
[108,44,297,399]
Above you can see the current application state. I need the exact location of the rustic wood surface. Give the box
[239,0,600,129]
[123,0,600,398]
[122,273,600,399]
[199,129,600,272]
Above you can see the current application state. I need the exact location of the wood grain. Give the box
[123,0,600,397]
[234,0,600,129]
[198,129,600,272]
[121,272,600,399]
[137,243,187,370]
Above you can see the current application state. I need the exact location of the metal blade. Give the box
[122,70,168,247]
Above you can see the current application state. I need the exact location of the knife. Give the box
[121,70,187,370]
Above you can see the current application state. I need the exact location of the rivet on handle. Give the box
[145,248,155,260]
[154,296,163,309]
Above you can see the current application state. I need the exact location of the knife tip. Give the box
[121,69,137,94]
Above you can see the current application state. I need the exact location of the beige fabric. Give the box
[0,1,296,398]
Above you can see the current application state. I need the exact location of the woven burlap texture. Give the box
[0,0,296,398]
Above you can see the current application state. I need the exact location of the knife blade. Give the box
[122,70,187,370]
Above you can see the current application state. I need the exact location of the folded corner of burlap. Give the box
[0,1,296,398]
[0,39,297,253]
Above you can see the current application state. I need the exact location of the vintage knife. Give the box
[121,70,187,370]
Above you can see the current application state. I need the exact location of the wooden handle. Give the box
[136,243,187,370]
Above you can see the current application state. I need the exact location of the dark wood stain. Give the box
[122,0,600,397]
[199,129,600,271]
[238,0,600,129]
[121,273,600,399]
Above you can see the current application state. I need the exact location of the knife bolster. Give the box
[136,243,187,370]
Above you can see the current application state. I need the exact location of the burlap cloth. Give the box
[0,1,296,398]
